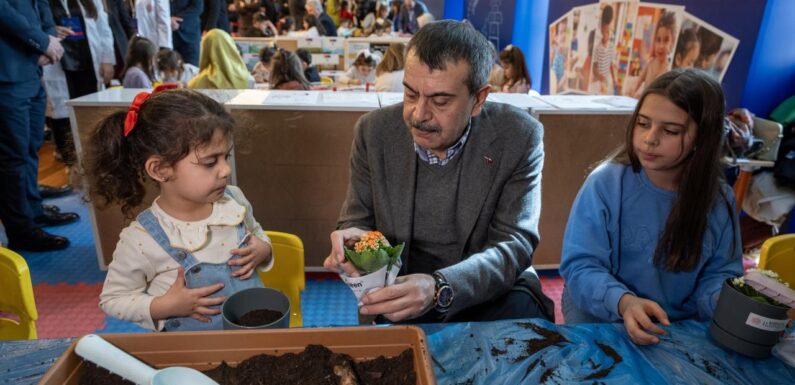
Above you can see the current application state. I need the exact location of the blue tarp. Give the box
[421,319,795,385]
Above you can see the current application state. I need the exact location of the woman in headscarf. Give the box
[188,29,254,89]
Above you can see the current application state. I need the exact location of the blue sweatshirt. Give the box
[560,162,742,322]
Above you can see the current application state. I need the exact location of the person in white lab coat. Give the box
[135,0,172,49]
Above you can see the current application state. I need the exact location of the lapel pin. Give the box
[483,155,493,164]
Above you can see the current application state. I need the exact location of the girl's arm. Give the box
[691,193,744,319]
[225,185,274,274]
[560,166,632,322]
[99,228,161,331]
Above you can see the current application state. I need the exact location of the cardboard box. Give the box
[37,326,435,385]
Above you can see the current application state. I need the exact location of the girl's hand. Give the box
[618,294,670,345]
[150,268,226,323]
[229,235,273,280]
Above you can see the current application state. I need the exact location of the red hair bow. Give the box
[123,84,179,137]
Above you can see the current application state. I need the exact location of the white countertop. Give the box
[226,90,380,111]
[68,88,638,114]
[67,88,240,107]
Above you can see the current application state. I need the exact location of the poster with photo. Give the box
[620,2,685,98]
[548,12,573,95]
[585,1,632,95]
[673,13,739,81]
[564,4,600,94]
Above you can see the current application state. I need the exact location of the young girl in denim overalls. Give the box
[86,87,274,331]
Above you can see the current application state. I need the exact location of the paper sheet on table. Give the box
[264,91,319,105]
[229,90,268,106]
[486,94,555,110]
[378,92,404,107]
[319,92,379,107]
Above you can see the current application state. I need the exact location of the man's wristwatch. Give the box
[432,271,454,313]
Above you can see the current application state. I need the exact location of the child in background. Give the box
[673,28,699,69]
[122,36,158,88]
[560,69,742,345]
[592,5,618,94]
[339,0,354,23]
[296,49,321,83]
[629,12,676,97]
[241,12,278,37]
[374,43,405,92]
[270,49,311,90]
[86,88,274,331]
[337,18,355,37]
[339,50,376,85]
[499,45,531,93]
[252,46,276,83]
[156,49,199,87]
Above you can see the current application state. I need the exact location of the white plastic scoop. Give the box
[75,334,219,385]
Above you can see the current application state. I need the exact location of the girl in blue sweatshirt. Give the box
[560,68,742,345]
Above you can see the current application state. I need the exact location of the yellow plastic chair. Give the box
[258,231,305,327]
[0,248,38,340]
[758,234,795,286]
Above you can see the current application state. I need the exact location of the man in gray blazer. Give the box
[325,20,553,323]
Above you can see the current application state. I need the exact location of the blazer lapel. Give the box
[384,121,417,248]
[457,108,500,247]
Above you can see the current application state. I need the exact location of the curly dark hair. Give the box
[83,89,235,218]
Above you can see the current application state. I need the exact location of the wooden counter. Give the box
[69,90,634,269]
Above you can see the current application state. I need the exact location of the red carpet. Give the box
[33,283,106,338]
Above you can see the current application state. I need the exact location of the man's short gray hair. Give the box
[406,20,495,95]
[306,0,322,12]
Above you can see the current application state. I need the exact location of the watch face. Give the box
[437,286,453,308]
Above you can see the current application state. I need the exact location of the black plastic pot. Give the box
[222,287,290,330]
[710,278,789,359]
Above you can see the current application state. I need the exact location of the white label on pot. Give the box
[745,312,788,332]
[339,258,402,302]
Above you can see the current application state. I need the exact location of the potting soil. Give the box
[79,345,415,385]
[237,309,284,326]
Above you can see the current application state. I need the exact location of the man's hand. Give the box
[359,274,435,322]
[100,63,114,84]
[171,16,183,31]
[150,268,226,323]
[228,235,273,279]
[618,294,670,345]
[324,227,368,276]
[46,35,64,63]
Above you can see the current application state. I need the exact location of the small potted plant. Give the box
[710,269,794,359]
[339,231,405,302]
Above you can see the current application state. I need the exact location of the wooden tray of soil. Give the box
[37,326,435,385]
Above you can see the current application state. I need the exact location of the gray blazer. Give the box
[338,102,545,317]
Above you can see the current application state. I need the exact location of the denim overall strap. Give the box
[136,209,199,270]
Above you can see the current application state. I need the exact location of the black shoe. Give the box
[34,210,80,227]
[43,204,61,215]
[8,228,70,251]
[38,184,73,199]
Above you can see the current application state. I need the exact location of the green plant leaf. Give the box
[344,248,390,275]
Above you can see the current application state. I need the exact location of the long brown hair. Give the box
[122,36,158,83]
[83,89,235,218]
[499,45,531,88]
[376,43,405,76]
[610,68,734,272]
[269,50,310,89]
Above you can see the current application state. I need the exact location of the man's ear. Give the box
[470,84,491,117]
[144,156,172,182]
